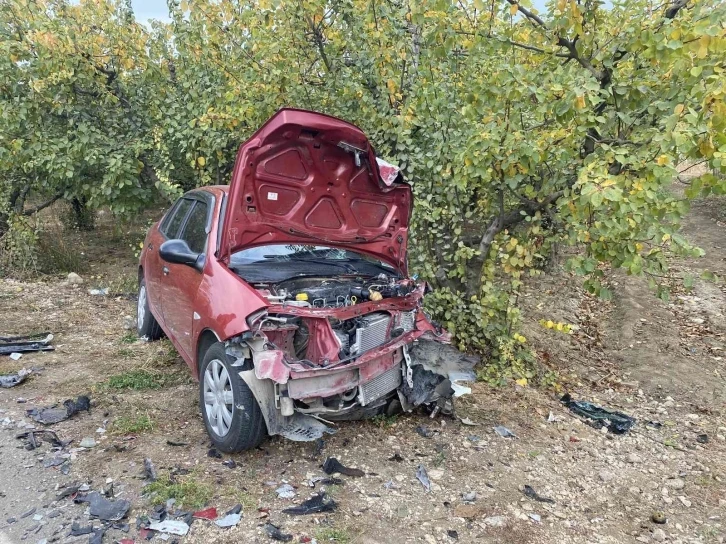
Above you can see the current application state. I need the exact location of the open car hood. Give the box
[218,109,411,273]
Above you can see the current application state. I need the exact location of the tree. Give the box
[2,0,724,378]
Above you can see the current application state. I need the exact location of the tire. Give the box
[137,278,163,341]
[199,342,267,452]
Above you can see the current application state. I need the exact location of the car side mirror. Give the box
[159,239,205,272]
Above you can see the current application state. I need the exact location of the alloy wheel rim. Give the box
[203,359,234,437]
[137,285,146,329]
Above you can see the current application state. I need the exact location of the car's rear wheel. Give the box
[199,342,267,452]
[137,278,163,341]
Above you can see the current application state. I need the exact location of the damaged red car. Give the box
[137,108,477,452]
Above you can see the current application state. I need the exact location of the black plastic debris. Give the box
[222,459,236,469]
[16,429,68,450]
[207,447,223,459]
[416,465,431,492]
[265,522,293,542]
[166,440,189,447]
[27,395,91,425]
[313,437,325,457]
[322,457,364,477]
[388,453,404,462]
[89,527,106,544]
[282,493,337,515]
[0,368,31,388]
[56,484,81,501]
[310,477,344,488]
[646,421,663,430]
[20,507,36,519]
[0,332,54,356]
[43,454,67,468]
[522,485,555,504]
[144,458,158,482]
[696,433,709,444]
[447,529,459,539]
[75,492,130,521]
[69,521,94,536]
[415,425,435,438]
[561,394,636,434]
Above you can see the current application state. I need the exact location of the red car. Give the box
[138,109,477,451]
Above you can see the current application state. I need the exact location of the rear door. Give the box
[160,193,213,358]
[145,198,193,320]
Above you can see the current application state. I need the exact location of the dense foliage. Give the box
[2,0,725,378]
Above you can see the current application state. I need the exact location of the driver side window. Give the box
[180,201,209,254]
[161,198,193,239]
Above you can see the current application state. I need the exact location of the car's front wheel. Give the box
[199,342,267,452]
[137,278,163,341]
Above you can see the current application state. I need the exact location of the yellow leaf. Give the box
[575,95,586,110]
[555,322,564,332]
[674,103,684,115]
[662,233,671,242]
[656,155,669,166]
[557,0,566,10]
[516,377,528,387]
[545,320,554,329]
[510,4,518,15]
[197,156,206,167]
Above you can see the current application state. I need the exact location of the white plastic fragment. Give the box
[148,519,190,536]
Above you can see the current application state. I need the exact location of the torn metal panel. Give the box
[253,349,290,384]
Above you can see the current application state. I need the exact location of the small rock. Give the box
[481,516,506,528]
[652,528,666,542]
[651,511,667,524]
[428,469,444,481]
[80,437,96,448]
[122,316,137,330]
[678,496,691,508]
[462,491,477,502]
[627,453,642,464]
[67,273,83,285]
[599,470,615,483]
[666,479,685,490]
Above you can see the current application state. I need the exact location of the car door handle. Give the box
[162,266,169,276]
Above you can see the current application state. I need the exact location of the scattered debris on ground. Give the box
[561,393,636,434]
[26,395,91,425]
[0,332,54,355]
[282,493,337,515]
[0,368,32,388]
[321,457,364,477]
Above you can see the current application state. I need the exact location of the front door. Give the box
[160,195,211,359]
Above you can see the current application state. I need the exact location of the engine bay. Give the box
[252,274,417,308]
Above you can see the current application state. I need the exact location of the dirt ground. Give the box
[0,194,724,544]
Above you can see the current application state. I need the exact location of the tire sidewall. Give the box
[199,342,262,452]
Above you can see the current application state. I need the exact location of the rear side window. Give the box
[162,198,193,238]
[180,201,209,254]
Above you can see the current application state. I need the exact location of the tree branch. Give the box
[22,191,65,216]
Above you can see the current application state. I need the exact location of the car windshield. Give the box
[230,244,397,282]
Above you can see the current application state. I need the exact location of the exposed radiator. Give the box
[398,309,417,332]
[351,312,391,355]
[358,362,402,405]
